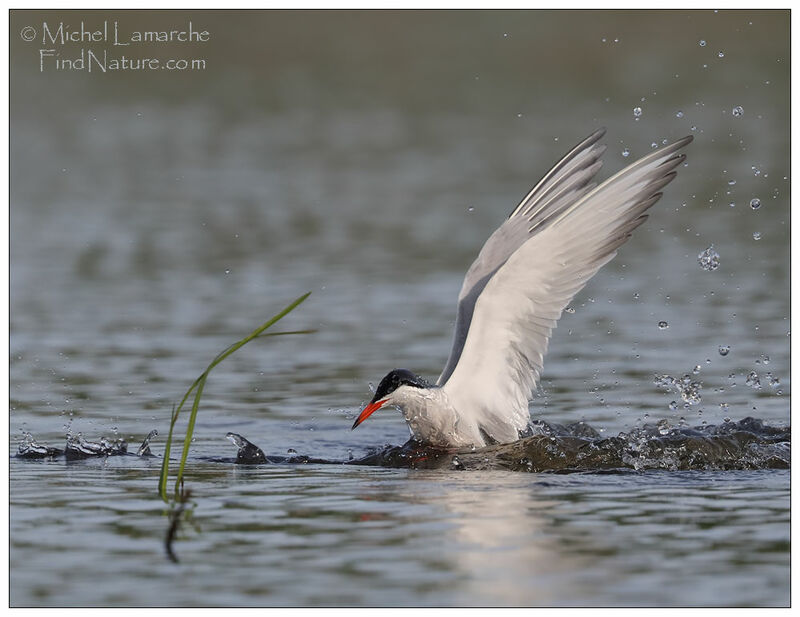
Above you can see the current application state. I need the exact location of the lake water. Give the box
[10,10,790,607]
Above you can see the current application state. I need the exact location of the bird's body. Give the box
[353,129,692,449]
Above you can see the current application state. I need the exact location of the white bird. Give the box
[352,128,692,448]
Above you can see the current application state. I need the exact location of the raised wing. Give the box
[440,135,693,444]
[438,128,608,385]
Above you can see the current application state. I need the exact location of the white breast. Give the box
[392,386,486,448]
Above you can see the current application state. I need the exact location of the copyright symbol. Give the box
[20,26,36,42]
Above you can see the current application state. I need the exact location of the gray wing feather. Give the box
[439,134,693,443]
[437,128,609,385]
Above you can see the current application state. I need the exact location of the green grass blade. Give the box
[158,373,206,501]
[158,292,311,503]
[175,374,207,497]
[256,329,317,338]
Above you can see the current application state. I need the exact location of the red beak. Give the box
[352,399,388,430]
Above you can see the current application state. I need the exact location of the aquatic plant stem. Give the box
[158,292,312,502]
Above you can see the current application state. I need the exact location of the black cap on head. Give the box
[371,369,429,402]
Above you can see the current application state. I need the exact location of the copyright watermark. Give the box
[20,25,37,42]
[18,19,210,73]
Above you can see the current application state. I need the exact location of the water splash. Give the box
[353,418,789,472]
[136,429,159,457]
[64,434,127,460]
[654,372,702,405]
[745,371,762,390]
[16,421,790,474]
[17,433,62,459]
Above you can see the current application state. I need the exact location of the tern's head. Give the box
[352,368,429,430]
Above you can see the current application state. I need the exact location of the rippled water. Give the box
[10,10,789,607]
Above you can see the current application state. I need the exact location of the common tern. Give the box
[352,128,692,448]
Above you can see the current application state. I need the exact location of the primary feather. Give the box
[438,131,692,445]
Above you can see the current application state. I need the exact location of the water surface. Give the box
[10,9,790,607]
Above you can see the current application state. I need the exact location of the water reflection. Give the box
[420,472,571,605]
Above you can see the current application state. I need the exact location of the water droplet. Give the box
[676,110,684,118]
[692,365,701,375]
[732,105,744,117]
[633,107,642,118]
[718,51,725,58]
[658,321,669,330]
[622,148,630,158]
[697,245,720,271]
[565,307,575,314]
[467,206,475,212]
[745,371,761,389]
[727,179,737,186]
[668,401,678,411]
[750,198,761,210]
[761,354,770,365]
[517,113,523,118]
[224,269,231,274]
[752,231,762,240]
[718,345,730,356]
[729,201,736,208]
[699,39,707,47]
[720,402,729,412]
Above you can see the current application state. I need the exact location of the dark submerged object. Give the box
[17,436,63,459]
[65,435,128,460]
[16,431,159,460]
[353,417,790,472]
[225,432,335,465]
[15,417,789,471]
[226,432,268,464]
